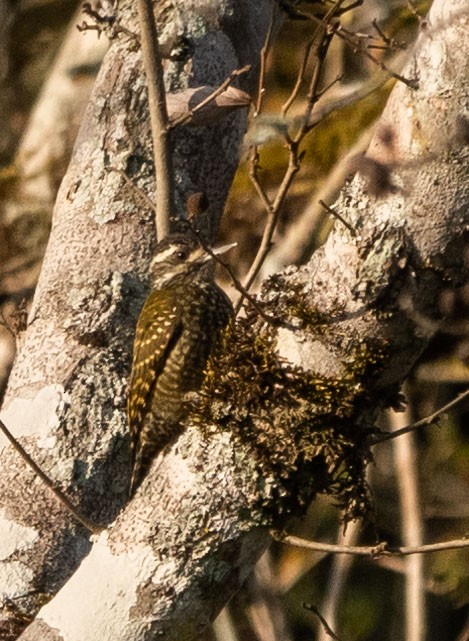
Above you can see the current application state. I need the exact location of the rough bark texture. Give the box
[0,6,108,412]
[21,430,272,641]
[3,0,469,639]
[0,0,272,637]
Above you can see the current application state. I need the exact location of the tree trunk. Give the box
[1,0,468,639]
[0,1,272,637]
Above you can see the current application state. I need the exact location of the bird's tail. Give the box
[128,418,182,497]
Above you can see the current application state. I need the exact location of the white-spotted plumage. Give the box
[128,234,233,494]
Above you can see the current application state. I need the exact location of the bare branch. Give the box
[292,0,345,139]
[333,24,419,89]
[303,603,345,641]
[0,419,101,534]
[247,147,274,212]
[282,36,315,116]
[389,403,426,641]
[371,388,469,444]
[319,200,356,235]
[273,533,469,556]
[255,3,277,116]
[307,67,394,129]
[371,18,406,50]
[237,139,301,311]
[184,223,281,326]
[137,0,175,240]
[281,0,344,117]
[241,1,350,308]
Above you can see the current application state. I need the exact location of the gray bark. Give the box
[0,0,272,637]
[2,0,469,639]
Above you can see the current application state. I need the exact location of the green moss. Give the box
[191,291,387,524]
[265,274,334,330]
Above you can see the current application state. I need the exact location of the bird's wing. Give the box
[127,290,182,454]
[212,286,234,334]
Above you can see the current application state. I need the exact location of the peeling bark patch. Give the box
[17,618,64,641]
[0,513,39,560]
[0,385,67,449]
[0,561,34,600]
[40,533,155,641]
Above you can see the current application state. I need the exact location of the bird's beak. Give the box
[212,241,237,256]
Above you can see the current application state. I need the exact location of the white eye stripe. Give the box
[151,244,204,267]
[151,246,181,265]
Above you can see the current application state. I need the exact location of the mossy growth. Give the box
[191,293,387,526]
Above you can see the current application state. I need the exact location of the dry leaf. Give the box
[167,85,251,127]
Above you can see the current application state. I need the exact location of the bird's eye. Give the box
[176,250,187,260]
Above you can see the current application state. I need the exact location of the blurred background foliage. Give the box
[0,1,467,640]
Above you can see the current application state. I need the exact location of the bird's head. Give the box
[149,233,236,289]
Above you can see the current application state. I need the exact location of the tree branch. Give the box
[0,418,101,534]
[137,0,175,239]
[389,402,426,641]
[371,388,469,444]
[0,2,274,637]
[4,0,468,638]
[273,533,469,556]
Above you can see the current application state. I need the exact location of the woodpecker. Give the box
[128,233,234,494]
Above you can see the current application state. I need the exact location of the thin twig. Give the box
[212,253,280,325]
[268,125,374,267]
[137,0,175,240]
[0,418,102,534]
[319,200,356,235]
[272,532,469,556]
[282,36,316,116]
[371,388,469,444]
[242,1,350,312]
[296,32,334,139]
[238,139,301,312]
[281,2,338,117]
[238,4,277,312]
[185,225,281,326]
[255,3,277,116]
[307,66,394,129]
[240,8,337,309]
[248,147,274,213]
[315,73,344,101]
[240,3,278,312]
[303,603,345,641]
[169,64,252,129]
[333,23,418,89]
[294,0,346,140]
